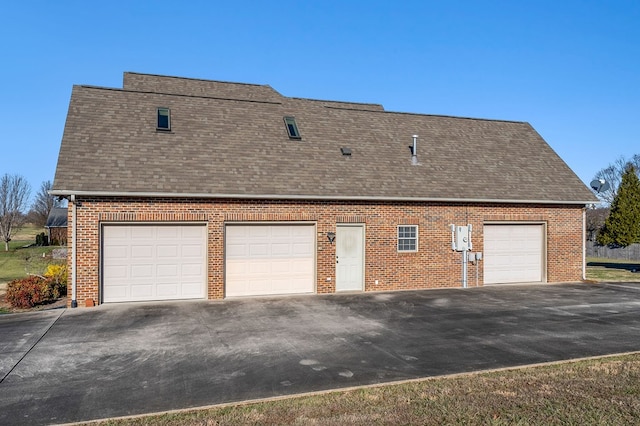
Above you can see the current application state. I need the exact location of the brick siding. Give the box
[66,198,585,307]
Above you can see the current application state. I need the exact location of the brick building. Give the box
[51,72,597,307]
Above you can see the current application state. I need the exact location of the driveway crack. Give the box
[0,308,66,384]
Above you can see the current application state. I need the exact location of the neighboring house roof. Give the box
[51,72,597,204]
[45,207,68,228]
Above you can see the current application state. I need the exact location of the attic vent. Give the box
[341,147,352,156]
[284,116,301,139]
[157,107,171,131]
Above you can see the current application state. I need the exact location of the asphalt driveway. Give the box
[1,282,640,425]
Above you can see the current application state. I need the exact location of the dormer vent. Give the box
[341,147,352,156]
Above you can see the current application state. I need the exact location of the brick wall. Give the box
[66,198,585,307]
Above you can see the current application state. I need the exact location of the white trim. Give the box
[49,189,596,205]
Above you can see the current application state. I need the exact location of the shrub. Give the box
[44,264,67,285]
[35,232,49,246]
[5,274,66,309]
[44,264,67,298]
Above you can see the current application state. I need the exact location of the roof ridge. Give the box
[124,71,278,91]
[289,96,384,108]
[322,104,529,124]
[76,85,283,105]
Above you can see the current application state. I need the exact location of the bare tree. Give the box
[592,154,640,205]
[29,180,57,227]
[585,206,609,241]
[0,174,32,251]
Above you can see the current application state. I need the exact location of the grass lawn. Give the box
[0,224,59,285]
[586,257,640,282]
[86,353,640,425]
[0,223,66,312]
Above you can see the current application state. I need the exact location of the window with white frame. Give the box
[398,225,418,252]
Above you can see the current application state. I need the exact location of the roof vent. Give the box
[341,147,352,156]
[411,135,418,165]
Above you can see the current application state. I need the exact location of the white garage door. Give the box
[484,224,544,284]
[225,224,315,297]
[103,225,207,303]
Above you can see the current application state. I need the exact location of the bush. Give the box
[44,263,67,288]
[5,274,66,309]
[35,232,49,246]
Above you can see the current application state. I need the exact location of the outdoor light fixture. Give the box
[327,232,336,243]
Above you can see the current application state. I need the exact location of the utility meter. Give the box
[450,224,472,251]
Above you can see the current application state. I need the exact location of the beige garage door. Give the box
[484,224,545,284]
[102,225,207,302]
[225,224,315,297]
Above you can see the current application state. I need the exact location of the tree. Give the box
[585,206,609,241]
[596,165,640,247]
[29,180,58,227]
[0,174,32,251]
[592,154,640,205]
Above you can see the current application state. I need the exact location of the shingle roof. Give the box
[45,207,68,228]
[52,73,597,204]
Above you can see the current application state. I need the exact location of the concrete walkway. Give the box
[1,282,640,425]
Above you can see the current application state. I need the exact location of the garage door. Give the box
[103,225,207,303]
[484,224,544,284]
[225,224,315,297]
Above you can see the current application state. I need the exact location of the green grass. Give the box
[586,257,640,282]
[0,224,58,285]
[85,353,640,425]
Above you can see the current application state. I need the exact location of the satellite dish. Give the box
[590,179,611,193]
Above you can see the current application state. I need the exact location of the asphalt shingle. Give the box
[52,73,597,204]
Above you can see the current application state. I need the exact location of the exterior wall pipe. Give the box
[411,135,418,165]
[70,195,78,308]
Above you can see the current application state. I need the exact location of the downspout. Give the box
[582,207,586,281]
[70,194,78,308]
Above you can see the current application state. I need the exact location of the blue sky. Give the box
[2,1,639,203]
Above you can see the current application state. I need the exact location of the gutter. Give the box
[49,190,597,206]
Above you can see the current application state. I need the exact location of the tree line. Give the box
[589,154,640,248]
[0,175,62,251]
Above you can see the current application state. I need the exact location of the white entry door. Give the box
[336,224,364,291]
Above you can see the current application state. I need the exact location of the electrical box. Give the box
[450,224,472,251]
[475,252,483,261]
